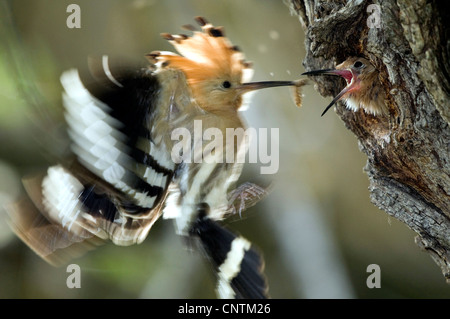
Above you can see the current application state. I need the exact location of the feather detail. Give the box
[149,17,251,82]
[146,17,254,112]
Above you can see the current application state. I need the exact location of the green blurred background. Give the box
[0,0,448,298]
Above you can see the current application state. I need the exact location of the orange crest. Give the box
[146,17,254,87]
[145,17,295,113]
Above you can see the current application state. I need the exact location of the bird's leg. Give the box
[226,182,270,218]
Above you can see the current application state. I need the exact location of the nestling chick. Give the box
[302,57,387,116]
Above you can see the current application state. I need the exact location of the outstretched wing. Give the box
[8,56,176,264]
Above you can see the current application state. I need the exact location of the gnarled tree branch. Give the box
[287,0,450,281]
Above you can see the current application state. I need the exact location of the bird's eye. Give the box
[222,81,232,89]
[353,61,364,69]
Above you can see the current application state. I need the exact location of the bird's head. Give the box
[147,17,295,114]
[302,57,385,116]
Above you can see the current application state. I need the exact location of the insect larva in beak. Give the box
[291,79,310,108]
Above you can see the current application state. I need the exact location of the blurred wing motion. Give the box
[8,57,174,265]
[7,17,271,299]
[7,197,104,266]
[7,56,269,298]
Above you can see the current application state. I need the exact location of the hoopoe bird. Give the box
[7,17,297,299]
[302,57,387,116]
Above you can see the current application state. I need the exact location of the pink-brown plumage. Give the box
[303,57,387,116]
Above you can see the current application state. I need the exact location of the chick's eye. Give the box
[353,61,364,69]
[222,80,232,89]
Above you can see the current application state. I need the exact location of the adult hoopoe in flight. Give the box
[7,17,298,299]
[302,57,387,116]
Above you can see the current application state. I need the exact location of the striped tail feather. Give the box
[190,213,268,299]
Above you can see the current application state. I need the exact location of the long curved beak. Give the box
[302,69,353,83]
[302,68,355,116]
[320,86,352,116]
[301,69,335,76]
[237,81,296,94]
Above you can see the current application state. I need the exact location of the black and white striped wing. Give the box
[58,59,176,243]
[8,57,175,264]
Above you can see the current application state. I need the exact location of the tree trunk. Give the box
[286,0,450,281]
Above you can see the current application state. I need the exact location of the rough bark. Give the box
[286,0,450,281]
